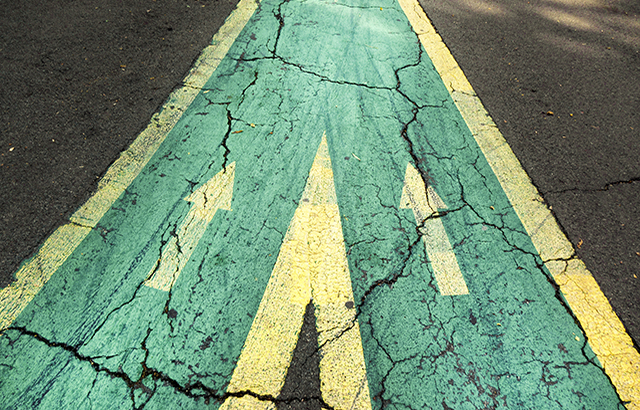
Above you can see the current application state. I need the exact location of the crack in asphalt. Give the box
[3,0,628,408]
[201,70,260,172]
[536,257,634,404]
[485,234,626,405]
[219,5,621,405]
[544,176,640,195]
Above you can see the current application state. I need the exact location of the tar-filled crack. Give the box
[211,70,259,172]
[5,326,337,409]
[354,226,425,324]
[271,0,288,56]
[219,106,234,172]
[85,275,158,351]
[537,256,629,388]
[233,0,446,102]
[300,213,426,373]
[35,2,625,406]
[72,220,115,244]
[544,176,640,194]
[366,313,419,409]
[232,52,398,93]
[86,372,99,407]
[84,218,183,348]
[69,220,96,230]
[443,171,628,405]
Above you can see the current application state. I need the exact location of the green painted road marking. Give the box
[398,0,640,405]
[0,0,259,331]
[1,0,638,408]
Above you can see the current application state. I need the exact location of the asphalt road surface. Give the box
[3,0,636,346]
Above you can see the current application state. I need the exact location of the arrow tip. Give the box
[300,132,337,206]
[185,161,235,211]
[399,163,446,212]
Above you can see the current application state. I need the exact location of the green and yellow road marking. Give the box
[222,134,371,410]
[397,0,640,405]
[0,0,637,408]
[0,0,258,332]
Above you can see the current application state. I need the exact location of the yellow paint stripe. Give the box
[0,224,92,331]
[0,0,259,332]
[397,0,640,407]
[308,138,371,410]
[221,134,372,409]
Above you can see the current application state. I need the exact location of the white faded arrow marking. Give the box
[144,162,235,291]
[400,163,469,295]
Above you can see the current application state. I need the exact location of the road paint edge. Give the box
[397,0,640,407]
[0,0,259,332]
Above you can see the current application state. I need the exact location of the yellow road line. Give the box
[221,134,372,410]
[397,0,640,407]
[0,0,259,331]
[400,163,469,295]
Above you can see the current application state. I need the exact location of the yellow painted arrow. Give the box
[144,162,235,291]
[400,163,469,295]
[220,134,372,410]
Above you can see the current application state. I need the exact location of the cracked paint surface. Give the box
[0,0,626,408]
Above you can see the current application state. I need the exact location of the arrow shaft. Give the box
[401,163,469,295]
[308,203,371,409]
[411,207,469,296]
[144,208,216,292]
